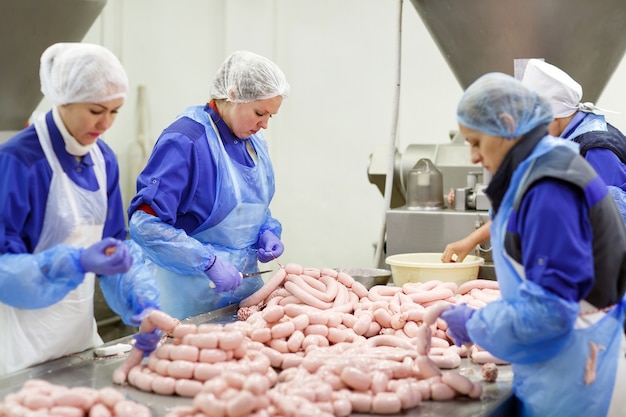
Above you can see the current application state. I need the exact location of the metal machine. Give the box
[370,0,626,275]
[0,0,134,341]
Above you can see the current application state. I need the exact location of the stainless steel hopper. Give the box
[410,0,626,101]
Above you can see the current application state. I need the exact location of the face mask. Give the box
[63,133,94,157]
[52,106,95,156]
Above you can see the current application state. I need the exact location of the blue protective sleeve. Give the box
[98,239,161,326]
[128,210,214,274]
[0,245,85,309]
[467,279,579,364]
[256,209,283,243]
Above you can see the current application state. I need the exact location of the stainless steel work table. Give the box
[0,306,517,417]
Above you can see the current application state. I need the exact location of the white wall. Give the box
[37,0,626,270]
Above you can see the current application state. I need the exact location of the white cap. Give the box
[521,59,582,118]
[40,43,129,106]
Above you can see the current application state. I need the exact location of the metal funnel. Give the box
[0,0,106,131]
[410,0,626,102]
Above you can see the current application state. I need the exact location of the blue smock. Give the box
[563,112,626,190]
[468,134,626,417]
[0,112,127,254]
[128,105,281,319]
[0,110,160,375]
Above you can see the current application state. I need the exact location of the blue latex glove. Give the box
[441,303,475,346]
[80,237,133,275]
[133,328,163,357]
[257,230,284,263]
[204,256,243,293]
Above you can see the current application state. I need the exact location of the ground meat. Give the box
[481,362,498,382]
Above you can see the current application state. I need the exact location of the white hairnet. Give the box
[210,50,290,104]
[457,72,553,139]
[522,59,582,118]
[40,43,129,106]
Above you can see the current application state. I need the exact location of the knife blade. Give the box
[241,269,273,278]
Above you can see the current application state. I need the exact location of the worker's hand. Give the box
[133,328,162,357]
[442,222,491,263]
[204,256,243,292]
[80,237,133,276]
[257,230,284,263]
[130,305,160,327]
[441,237,475,263]
[441,303,475,346]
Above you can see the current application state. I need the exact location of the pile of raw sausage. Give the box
[112,263,507,416]
[0,379,151,417]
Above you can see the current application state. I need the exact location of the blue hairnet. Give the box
[457,72,553,139]
[210,50,290,103]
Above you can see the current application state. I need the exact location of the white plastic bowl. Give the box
[385,253,485,286]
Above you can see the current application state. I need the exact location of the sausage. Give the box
[457,279,500,295]
[169,344,199,362]
[371,392,402,414]
[284,263,304,275]
[112,348,143,385]
[193,362,221,381]
[283,281,333,309]
[270,321,295,340]
[395,382,423,409]
[406,287,454,305]
[261,305,286,323]
[416,355,442,379]
[167,360,195,379]
[349,392,373,413]
[240,268,287,308]
[422,300,451,327]
[441,371,474,395]
[171,324,197,340]
[430,381,457,401]
[226,391,258,417]
[175,379,204,398]
[89,403,112,417]
[218,330,245,351]
[340,366,370,391]
[151,375,177,395]
[194,393,226,417]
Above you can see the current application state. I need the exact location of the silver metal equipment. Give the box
[0,0,131,341]
[369,0,626,276]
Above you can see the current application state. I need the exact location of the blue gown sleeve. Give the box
[128,210,215,274]
[98,239,161,326]
[467,179,590,363]
[467,280,579,364]
[257,209,283,241]
[0,245,86,309]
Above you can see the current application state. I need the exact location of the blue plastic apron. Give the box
[491,137,626,417]
[152,106,267,319]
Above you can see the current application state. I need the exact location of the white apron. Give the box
[0,112,107,375]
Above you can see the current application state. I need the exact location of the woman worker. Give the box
[442,59,626,263]
[0,43,160,376]
[440,73,626,416]
[128,50,289,319]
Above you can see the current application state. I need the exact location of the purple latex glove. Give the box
[440,303,475,346]
[257,230,284,263]
[204,256,243,292]
[133,328,162,357]
[80,237,133,276]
